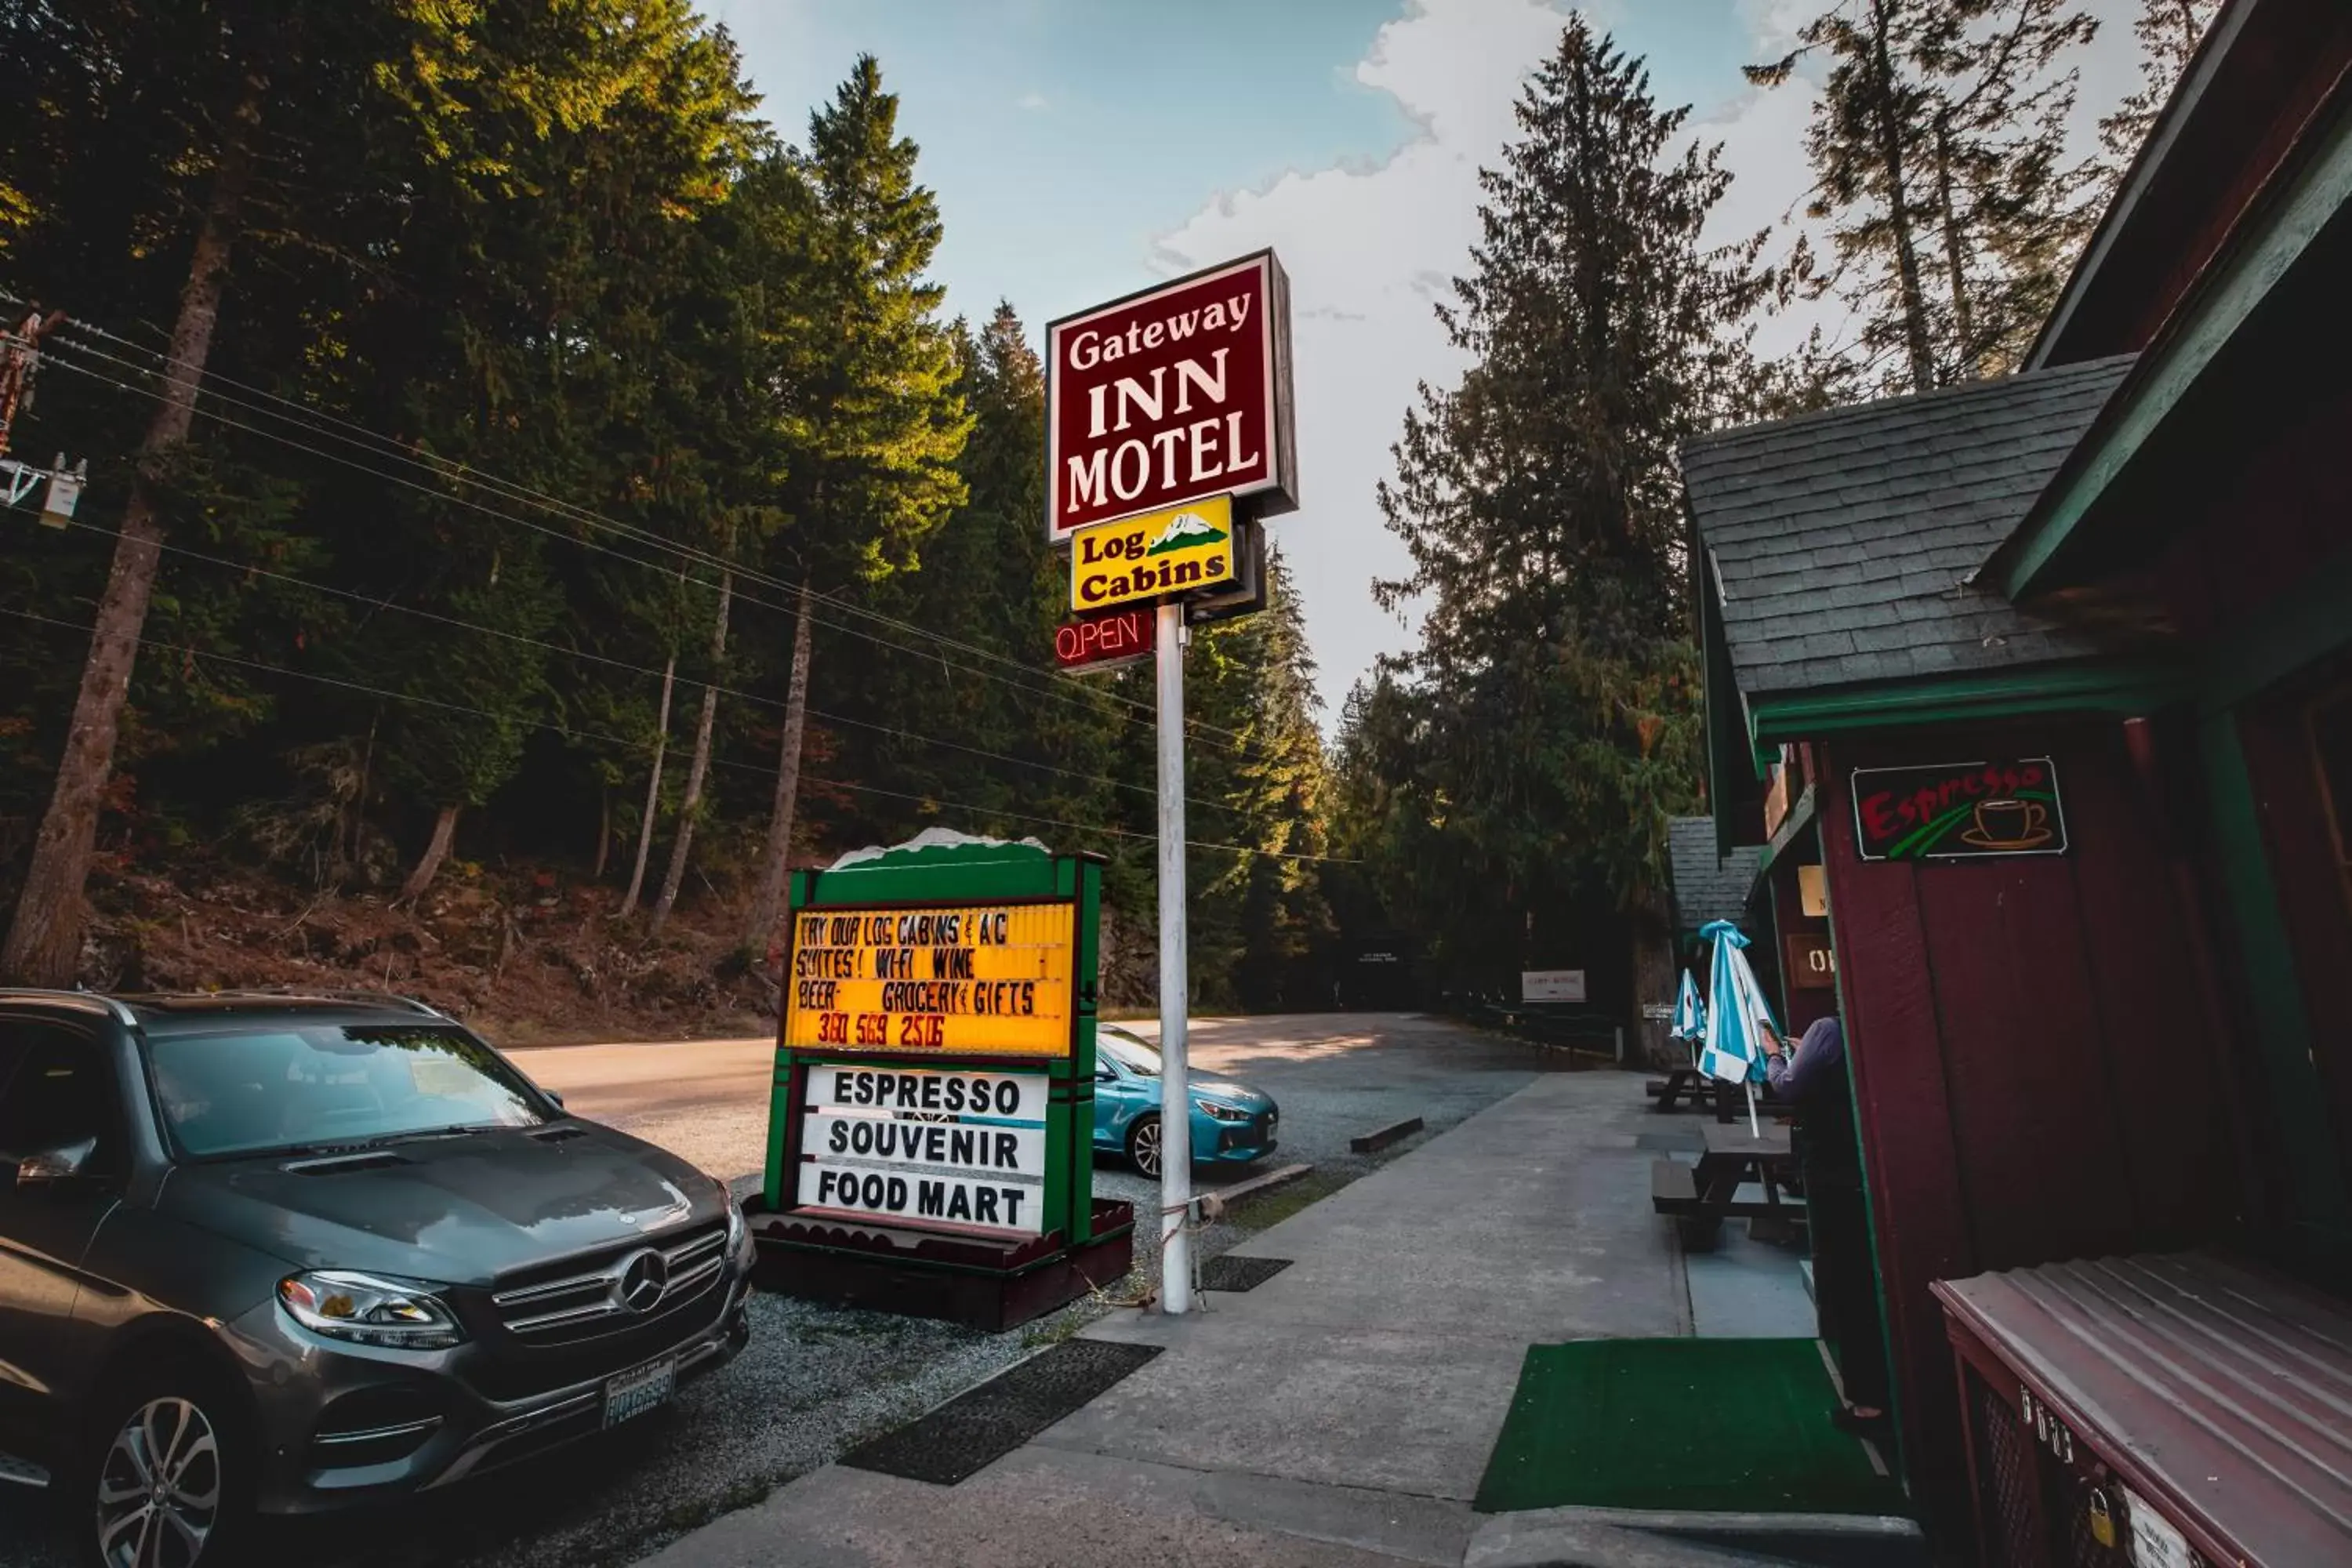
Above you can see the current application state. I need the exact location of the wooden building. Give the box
[1681,0,2352,1555]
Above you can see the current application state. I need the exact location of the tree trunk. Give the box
[619,654,676,917]
[592,782,611,881]
[1869,2,1938,394]
[399,803,460,903]
[744,579,814,959]
[1628,883,1680,1071]
[651,571,731,938]
[1933,114,1977,382]
[0,86,260,985]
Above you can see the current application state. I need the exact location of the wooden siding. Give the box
[1819,720,2246,1540]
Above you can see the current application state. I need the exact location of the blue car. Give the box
[1091,1024,1279,1178]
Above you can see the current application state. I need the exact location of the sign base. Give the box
[745,1196,1137,1332]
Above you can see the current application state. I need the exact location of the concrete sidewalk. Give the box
[639,1072,1907,1567]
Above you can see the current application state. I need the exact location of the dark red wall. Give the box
[1818,720,2249,1537]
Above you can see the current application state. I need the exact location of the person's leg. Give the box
[1808,1171,1889,1417]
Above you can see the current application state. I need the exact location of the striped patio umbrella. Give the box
[1697,919,1778,1137]
[1670,969,1707,1062]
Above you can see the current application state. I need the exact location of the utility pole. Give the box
[1156,599,1192,1315]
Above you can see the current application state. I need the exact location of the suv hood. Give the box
[159,1122,724,1286]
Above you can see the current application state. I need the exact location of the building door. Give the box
[2238,661,2352,1219]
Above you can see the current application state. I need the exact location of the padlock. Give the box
[2087,1489,2116,1550]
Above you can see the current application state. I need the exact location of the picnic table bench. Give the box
[1650,1121,1805,1251]
[1645,1066,1792,1123]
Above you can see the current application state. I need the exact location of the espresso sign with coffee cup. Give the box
[1850,758,2068,861]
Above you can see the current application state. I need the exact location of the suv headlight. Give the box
[1194,1098,1252,1123]
[278,1270,463,1350]
[725,1195,750,1261]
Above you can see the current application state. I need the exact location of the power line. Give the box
[33,343,1260,764]
[25,303,1260,750]
[0,601,1356,865]
[27,506,1241,819]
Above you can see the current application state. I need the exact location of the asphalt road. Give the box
[0,1012,1559,1568]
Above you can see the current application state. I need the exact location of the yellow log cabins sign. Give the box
[782,901,1077,1058]
[1069,493,1236,612]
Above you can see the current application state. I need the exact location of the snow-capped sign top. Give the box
[1045,250,1296,540]
[829,828,1049,871]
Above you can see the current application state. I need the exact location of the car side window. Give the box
[0,1022,122,1174]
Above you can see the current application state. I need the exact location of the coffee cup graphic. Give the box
[1961,797,2052,850]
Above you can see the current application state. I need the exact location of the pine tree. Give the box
[1367,20,1758,1049]
[742,57,969,958]
[2098,0,2220,164]
[1750,0,2101,390]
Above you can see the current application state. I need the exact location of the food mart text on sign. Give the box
[1046,251,1295,539]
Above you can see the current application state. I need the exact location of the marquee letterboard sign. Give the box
[782,900,1076,1058]
[1851,758,2068,861]
[763,833,1106,1248]
[1045,250,1296,541]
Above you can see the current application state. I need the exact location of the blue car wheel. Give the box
[1127,1112,1163,1178]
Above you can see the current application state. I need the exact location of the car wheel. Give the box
[78,1367,249,1568]
[1127,1113,1163,1179]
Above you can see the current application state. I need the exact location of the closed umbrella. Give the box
[1697,919,1777,1138]
[1670,968,1706,1059]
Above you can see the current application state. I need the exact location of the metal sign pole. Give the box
[1155,598,1192,1314]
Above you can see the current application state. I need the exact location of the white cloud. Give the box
[1015,89,1049,111]
[1151,0,1576,723]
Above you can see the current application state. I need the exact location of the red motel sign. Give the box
[1046,251,1296,541]
[1054,605,1152,674]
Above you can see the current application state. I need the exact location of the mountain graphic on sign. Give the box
[1146,511,1227,555]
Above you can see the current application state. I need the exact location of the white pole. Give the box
[1746,1080,1760,1140]
[1156,600,1192,1315]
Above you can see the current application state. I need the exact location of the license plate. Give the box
[602,1355,677,1428]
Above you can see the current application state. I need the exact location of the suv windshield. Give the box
[1100,1029,1162,1076]
[145,1025,549,1158]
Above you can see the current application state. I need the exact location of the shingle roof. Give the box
[1668,816,1761,931]
[1680,355,2136,698]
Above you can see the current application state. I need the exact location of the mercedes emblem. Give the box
[616,1248,669,1314]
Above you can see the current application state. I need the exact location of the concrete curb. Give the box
[1196,1161,1314,1221]
[1468,1506,1928,1568]
[1349,1116,1425,1152]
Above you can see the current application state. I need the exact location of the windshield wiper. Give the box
[361,1124,492,1148]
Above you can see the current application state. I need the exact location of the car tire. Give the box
[73,1358,252,1568]
[1127,1113,1163,1179]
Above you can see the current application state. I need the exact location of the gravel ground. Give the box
[0,1013,1562,1568]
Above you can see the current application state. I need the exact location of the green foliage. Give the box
[0,10,1326,1006]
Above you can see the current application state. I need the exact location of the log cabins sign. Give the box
[1851,757,2069,861]
[1069,495,1237,611]
[1045,251,1297,541]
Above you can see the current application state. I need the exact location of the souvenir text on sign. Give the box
[1851,758,2068,860]
[1069,495,1237,612]
[783,902,1076,1058]
[1054,604,1152,673]
[797,1065,1047,1233]
[1046,251,1295,540]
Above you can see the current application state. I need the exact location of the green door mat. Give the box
[1475,1337,1908,1517]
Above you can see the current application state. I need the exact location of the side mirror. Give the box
[16,1137,96,1189]
[544,1090,565,1110]
[1094,1068,1116,1083]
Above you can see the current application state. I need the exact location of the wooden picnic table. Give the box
[1650,1119,1804,1250]
[1644,1065,1712,1112]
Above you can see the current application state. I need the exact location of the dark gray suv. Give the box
[0,989,753,1566]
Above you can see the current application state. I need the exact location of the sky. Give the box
[707,0,2154,726]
